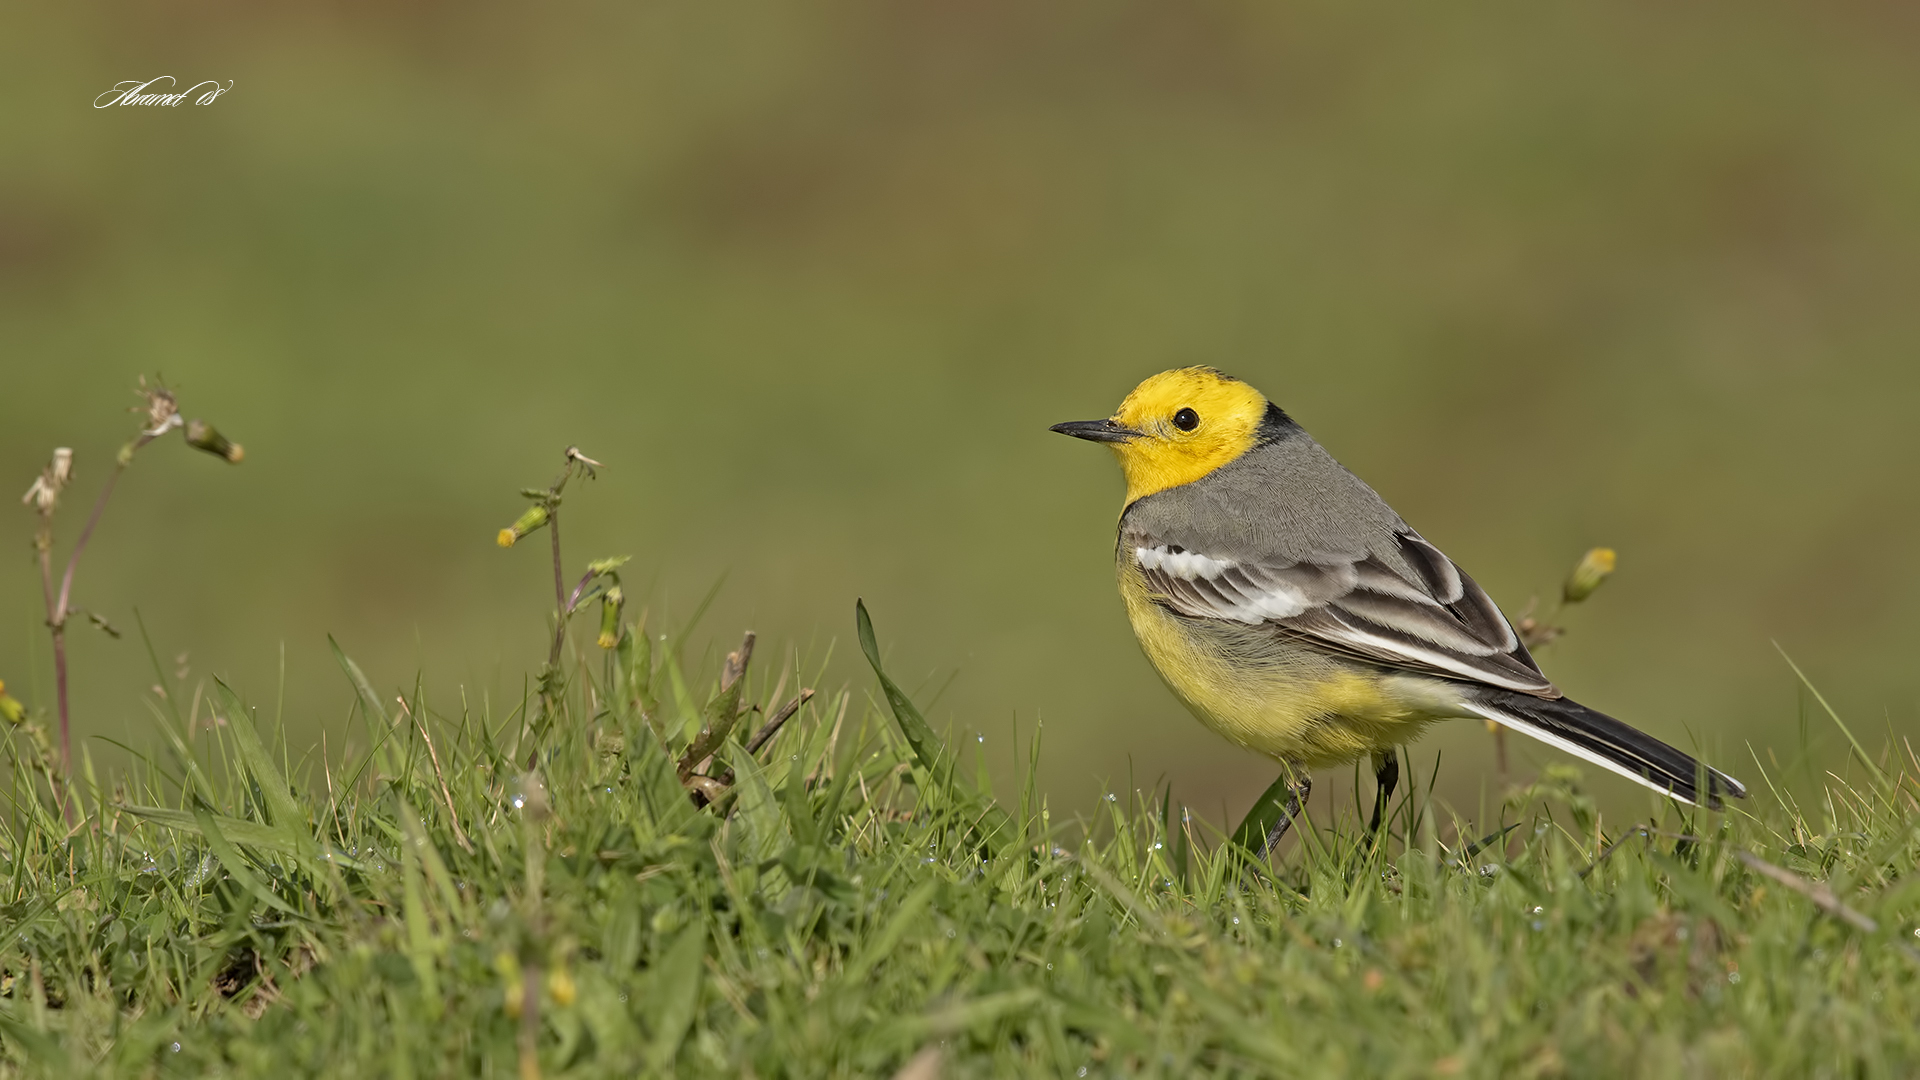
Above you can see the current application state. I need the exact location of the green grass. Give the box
[1,604,1917,1078]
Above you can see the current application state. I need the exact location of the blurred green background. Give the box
[5,1,1918,826]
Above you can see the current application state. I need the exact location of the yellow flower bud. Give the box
[497,505,550,548]
[1562,547,1617,604]
[0,680,24,726]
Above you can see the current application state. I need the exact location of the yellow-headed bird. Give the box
[1052,367,1744,849]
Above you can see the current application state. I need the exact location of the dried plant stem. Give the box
[38,455,131,819]
[745,689,815,755]
[502,446,602,764]
[518,962,542,1080]
[34,526,55,617]
[546,508,566,669]
[1736,851,1878,933]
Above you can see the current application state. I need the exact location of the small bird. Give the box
[1052,367,1744,849]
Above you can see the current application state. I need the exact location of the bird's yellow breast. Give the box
[1116,554,1440,767]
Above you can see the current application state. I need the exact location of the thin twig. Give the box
[41,419,165,813]
[1737,851,1878,933]
[52,462,128,636]
[745,689,815,755]
[714,689,816,789]
[34,526,54,629]
[43,461,129,813]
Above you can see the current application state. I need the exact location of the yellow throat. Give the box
[1105,368,1270,503]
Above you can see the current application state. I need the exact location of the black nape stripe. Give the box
[1256,401,1299,443]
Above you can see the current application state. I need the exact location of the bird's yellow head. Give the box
[1050,367,1278,504]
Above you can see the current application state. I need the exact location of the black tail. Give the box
[1462,692,1747,808]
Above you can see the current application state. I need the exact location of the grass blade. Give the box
[854,600,946,776]
[855,600,1016,854]
[213,677,307,837]
[1775,643,1892,793]
[192,801,302,918]
[647,922,706,1072]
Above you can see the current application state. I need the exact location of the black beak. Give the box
[1049,418,1141,444]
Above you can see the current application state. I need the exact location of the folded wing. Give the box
[1129,529,1556,697]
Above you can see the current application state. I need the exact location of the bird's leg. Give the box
[1261,774,1313,856]
[1368,750,1399,834]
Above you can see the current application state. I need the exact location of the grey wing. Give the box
[1128,530,1557,697]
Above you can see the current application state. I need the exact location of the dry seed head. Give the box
[564,446,603,477]
[1563,547,1618,604]
[133,377,183,437]
[21,448,74,512]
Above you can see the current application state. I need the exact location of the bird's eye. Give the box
[1172,407,1199,432]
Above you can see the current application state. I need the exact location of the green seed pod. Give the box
[1563,547,1617,604]
[185,419,245,463]
[597,585,624,649]
[497,504,550,548]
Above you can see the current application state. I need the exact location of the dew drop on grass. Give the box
[170,1043,181,1053]
[1729,971,1741,984]
[1333,939,1342,948]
